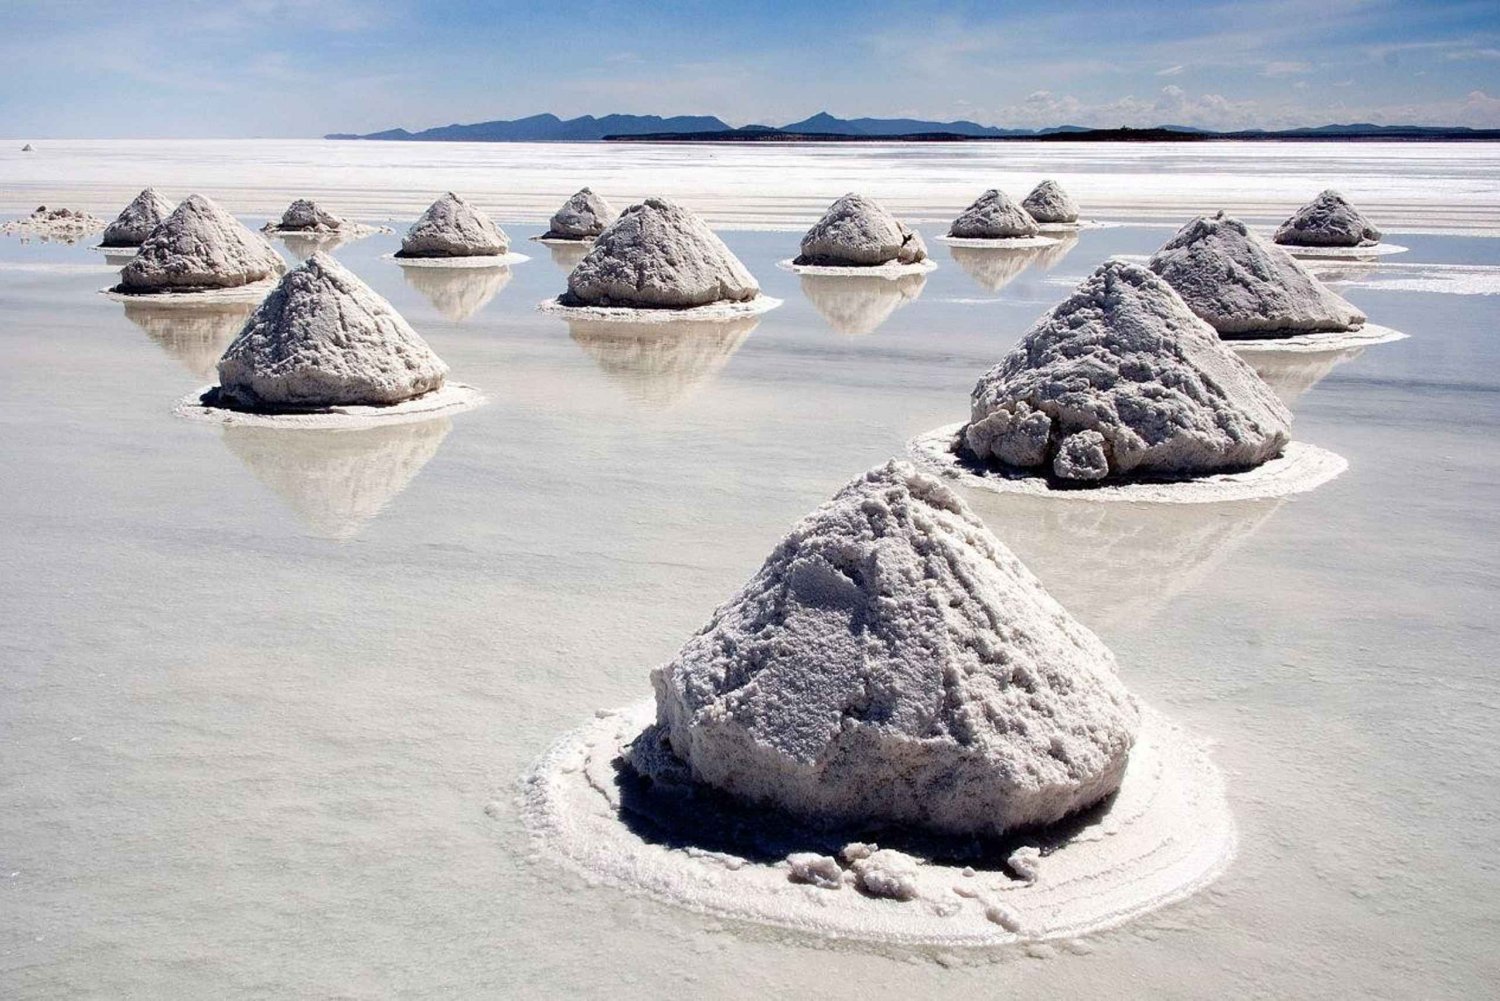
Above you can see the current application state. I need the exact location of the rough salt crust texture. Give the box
[965,260,1292,483]
[398,192,509,258]
[2,206,107,244]
[1148,211,1366,336]
[644,461,1140,839]
[215,252,448,409]
[1274,189,1382,247]
[101,188,175,247]
[1021,180,1080,225]
[543,188,616,240]
[949,189,1041,240]
[565,197,761,309]
[794,194,929,267]
[116,194,285,294]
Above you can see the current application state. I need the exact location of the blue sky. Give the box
[3,0,1498,136]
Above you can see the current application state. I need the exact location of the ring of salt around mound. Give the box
[99,277,280,305]
[530,234,596,245]
[777,258,938,278]
[174,381,484,430]
[935,234,1060,249]
[537,295,783,323]
[90,244,139,254]
[384,251,529,269]
[908,423,1346,504]
[1279,243,1408,259]
[1033,220,1113,234]
[520,699,1235,947]
[1223,323,1408,353]
[264,223,385,239]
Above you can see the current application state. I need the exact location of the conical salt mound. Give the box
[398,192,508,258]
[1021,180,1079,224]
[273,199,347,232]
[1274,189,1382,247]
[565,197,759,308]
[948,189,1040,240]
[1148,212,1366,336]
[795,193,928,266]
[101,188,175,247]
[641,460,1139,837]
[965,260,1291,482]
[214,252,447,410]
[544,187,616,240]
[117,194,284,293]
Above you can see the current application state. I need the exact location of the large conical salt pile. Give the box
[398,192,509,258]
[965,260,1291,482]
[794,194,928,266]
[1274,190,1382,247]
[214,252,447,409]
[1021,180,1079,224]
[565,197,760,308]
[1148,212,1366,336]
[544,187,616,240]
[116,194,284,293]
[272,199,348,233]
[948,189,1040,240]
[641,460,1139,837]
[101,188,175,247]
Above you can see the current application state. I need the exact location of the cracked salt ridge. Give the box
[383,251,529,269]
[537,295,782,324]
[776,258,938,278]
[519,700,1235,947]
[174,382,484,430]
[99,277,281,305]
[935,234,1060,249]
[908,423,1346,504]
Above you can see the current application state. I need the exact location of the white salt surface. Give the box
[99,277,280,304]
[776,257,938,278]
[909,424,1346,503]
[937,235,1059,249]
[1328,265,1500,297]
[174,381,484,429]
[521,699,1234,946]
[382,251,528,268]
[537,294,782,323]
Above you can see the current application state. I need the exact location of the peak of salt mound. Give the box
[546,187,616,239]
[948,189,1040,240]
[795,193,928,267]
[1021,180,1079,224]
[117,194,284,293]
[966,260,1291,482]
[275,199,347,232]
[1274,189,1382,247]
[565,197,760,308]
[215,252,447,409]
[398,192,508,258]
[643,459,1139,838]
[101,188,175,247]
[1147,211,1365,336]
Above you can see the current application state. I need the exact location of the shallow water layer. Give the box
[1,144,1498,999]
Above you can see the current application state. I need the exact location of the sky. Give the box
[3,0,1499,137]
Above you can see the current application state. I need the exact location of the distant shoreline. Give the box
[599,128,1500,143]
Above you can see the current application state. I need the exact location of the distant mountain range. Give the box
[327,111,1500,143]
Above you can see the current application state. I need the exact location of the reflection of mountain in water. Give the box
[962,489,1283,631]
[948,236,1078,292]
[220,418,452,540]
[1238,345,1367,407]
[278,232,352,260]
[799,272,927,335]
[122,300,255,379]
[399,264,513,322]
[568,316,756,408]
[545,241,591,271]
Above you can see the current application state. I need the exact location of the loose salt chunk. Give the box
[984,902,1025,933]
[1007,845,1042,883]
[785,852,843,890]
[840,841,877,863]
[851,849,921,901]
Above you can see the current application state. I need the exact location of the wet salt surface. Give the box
[1,145,1499,998]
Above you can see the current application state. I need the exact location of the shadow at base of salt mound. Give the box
[609,723,1113,880]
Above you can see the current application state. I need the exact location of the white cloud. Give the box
[1157,65,1186,77]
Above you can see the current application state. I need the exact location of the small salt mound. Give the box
[272,199,348,233]
[1021,180,1080,224]
[398,192,509,258]
[948,189,1040,240]
[795,193,928,267]
[966,260,1290,482]
[643,460,1139,838]
[1148,211,1366,336]
[214,252,447,410]
[101,188,175,247]
[565,197,760,308]
[21,143,34,152]
[116,194,284,293]
[544,187,616,240]
[1,205,107,245]
[1274,189,1382,248]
